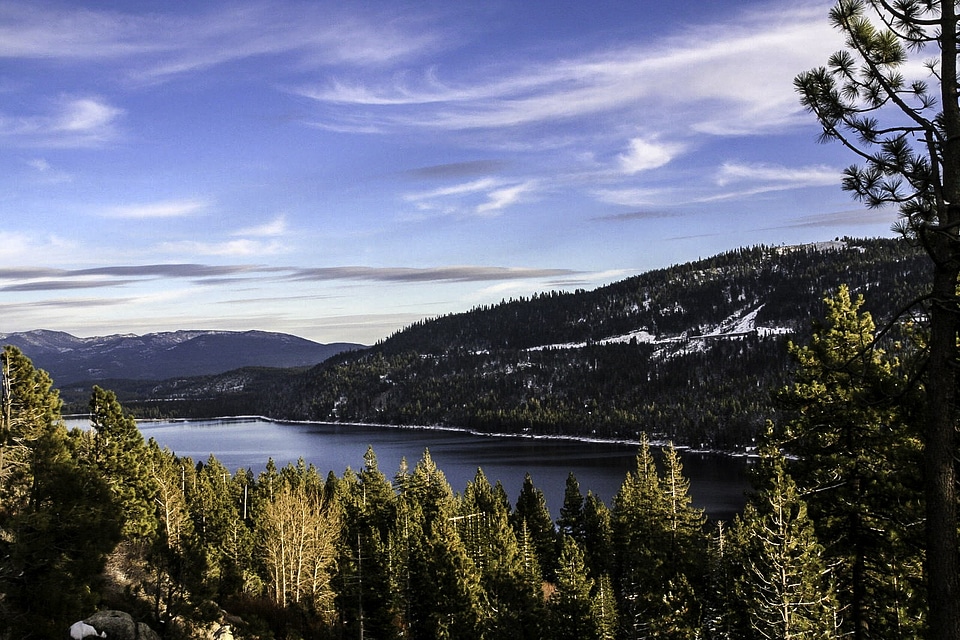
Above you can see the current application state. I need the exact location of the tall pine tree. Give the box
[777,286,924,638]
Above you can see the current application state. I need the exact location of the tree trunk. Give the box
[925,262,960,640]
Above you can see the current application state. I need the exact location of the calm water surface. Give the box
[68,417,752,520]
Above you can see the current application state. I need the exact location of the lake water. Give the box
[66,416,752,521]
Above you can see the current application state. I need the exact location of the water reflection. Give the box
[66,417,751,521]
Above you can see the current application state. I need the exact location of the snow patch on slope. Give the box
[527,305,791,353]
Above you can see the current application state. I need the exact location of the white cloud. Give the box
[27,158,51,172]
[593,187,670,208]
[477,181,536,214]
[0,2,443,85]
[405,178,500,203]
[618,137,683,174]
[301,3,840,138]
[714,162,838,188]
[159,238,286,257]
[234,214,288,237]
[0,232,74,263]
[404,177,535,216]
[0,96,123,147]
[102,199,208,219]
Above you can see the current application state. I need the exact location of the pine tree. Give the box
[88,385,157,539]
[557,471,586,542]
[547,536,601,640]
[611,436,706,639]
[397,450,484,640]
[795,5,960,634]
[582,490,612,579]
[334,446,399,639]
[728,445,839,640]
[778,286,924,638]
[459,468,544,639]
[510,472,558,580]
[594,572,619,640]
[0,347,123,637]
[187,456,252,601]
[145,442,197,625]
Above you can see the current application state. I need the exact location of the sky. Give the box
[1,0,905,345]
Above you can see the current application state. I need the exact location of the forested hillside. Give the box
[114,237,928,449]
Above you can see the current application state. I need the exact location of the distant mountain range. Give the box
[0,329,365,385]
[73,236,927,449]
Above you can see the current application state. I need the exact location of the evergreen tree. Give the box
[557,471,586,542]
[0,347,123,637]
[547,536,601,640]
[582,490,612,579]
[510,472,558,580]
[188,456,252,601]
[459,468,544,639]
[145,442,197,625]
[612,436,706,639]
[727,445,839,640]
[795,4,960,636]
[778,286,924,638]
[334,446,399,639]
[399,450,484,639]
[594,572,618,640]
[88,385,157,539]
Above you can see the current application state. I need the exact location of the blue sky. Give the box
[1,0,900,345]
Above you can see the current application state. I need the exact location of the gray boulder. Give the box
[76,611,160,640]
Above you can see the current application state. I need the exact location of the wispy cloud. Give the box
[288,265,579,283]
[714,162,838,188]
[299,4,839,137]
[234,214,288,237]
[618,137,684,174]
[1,279,138,292]
[101,199,208,219]
[0,2,443,84]
[592,188,672,208]
[0,96,123,147]
[404,177,536,216]
[0,261,579,291]
[769,207,899,230]
[592,210,680,223]
[476,180,537,214]
[159,239,286,257]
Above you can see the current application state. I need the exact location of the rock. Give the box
[69,621,105,639]
[79,610,160,640]
[213,624,235,640]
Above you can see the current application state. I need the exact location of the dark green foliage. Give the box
[333,447,399,639]
[0,348,123,637]
[399,451,484,640]
[86,385,157,540]
[459,468,545,639]
[0,268,936,639]
[557,472,585,541]
[548,536,602,640]
[776,287,925,638]
[611,437,707,639]
[510,472,559,580]
[722,445,839,639]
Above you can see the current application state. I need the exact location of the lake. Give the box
[66,416,752,521]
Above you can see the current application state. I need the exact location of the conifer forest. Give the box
[5,1,960,638]
[0,279,930,638]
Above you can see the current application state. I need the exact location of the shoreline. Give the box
[64,413,758,459]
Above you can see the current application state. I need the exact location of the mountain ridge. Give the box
[0,329,365,385]
[102,236,927,449]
